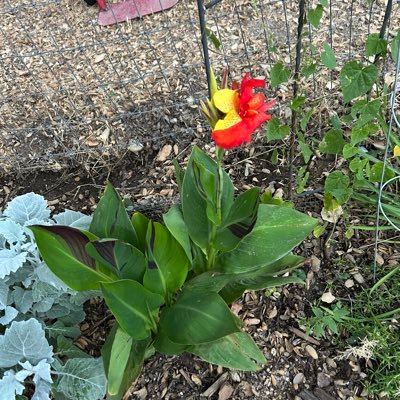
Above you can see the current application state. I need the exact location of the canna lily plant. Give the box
[31,71,316,399]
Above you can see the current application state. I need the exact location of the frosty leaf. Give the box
[32,281,62,303]
[0,306,18,325]
[18,360,52,384]
[56,336,90,359]
[46,320,80,339]
[12,287,34,313]
[55,358,107,400]
[0,249,27,279]
[0,281,9,310]
[0,220,26,248]
[0,319,53,368]
[33,297,56,313]
[53,210,92,230]
[35,263,70,292]
[0,371,24,399]
[4,193,50,225]
[32,379,52,400]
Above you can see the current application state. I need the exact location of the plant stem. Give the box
[206,147,225,270]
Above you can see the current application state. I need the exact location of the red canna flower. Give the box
[211,73,276,149]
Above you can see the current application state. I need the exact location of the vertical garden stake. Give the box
[197,0,212,98]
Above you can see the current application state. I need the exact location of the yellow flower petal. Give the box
[394,145,400,157]
[214,109,242,130]
[213,89,239,114]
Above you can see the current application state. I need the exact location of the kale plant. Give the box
[0,193,106,400]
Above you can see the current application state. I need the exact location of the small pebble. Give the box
[293,372,305,385]
[305,345,318,360]
[317,372,331,388]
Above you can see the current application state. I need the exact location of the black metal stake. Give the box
[196,0,212,98]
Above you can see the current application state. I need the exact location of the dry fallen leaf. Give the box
[94,53,106,63]
[157,144,172,162]
[218,383,234,400]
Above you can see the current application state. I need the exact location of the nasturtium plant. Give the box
[31,72,317,399]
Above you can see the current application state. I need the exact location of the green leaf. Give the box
[90,182,138,246]
[299,141,313,164]
[163,205,192,263]
[182,147,234,249]
[324,171,352,204]
[340,61,378,103]
[215,187,260,251]
[351,99,381,126]
[308,5,323,28]
[55,358,106,400]
[270,62,291,88]
[365,33,387,57]
[319,0,328,7]
[172,159,185,194]
[320,42,336,69]
[86,240,146,282]
[100,279,164,340]
[290,96,306,111]
[30,226,113,291]
[160,292,239,345]
[217,204,316,274]
[183,271,233,293]
[391,31,400,63]
[319,128,345,154]
[153,328,188,356]
[143,222,189,298]
[205,27,221,50]
[300,108,314,131]
[351,123,379,144]
[369,162,396,183]
[342,144,358,159]
[102,325,149,399]
[266,117,290,142]
[131,212,150,253]
[219,254,304,303]
[301,63,317,79]
[190,332,266,371]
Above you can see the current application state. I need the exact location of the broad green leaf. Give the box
[160,292,239,345]
[182,147,234,249]
[220,254,304,303]
[351,99,381,126]
[351,123,379,145]
[391,31,400,63]
[163,205,192,262]
[143,222,189,298]
[54,358,106,400]
[270,62,291,88]
[308,5,323,28]
[215,188,260,251]
[217,205,316,274]
[172,159,185,194]
[183,271,233,293]
[319,0,328,7]
[324,171,352,204]
[131,212,150,253]
[30,226,113,291]
[100,280,164,340]
[301,63,317,79]
[319,128,345,154]
[266,117,290,142]
[90,182,138,247]
[369,162,396,183]
[340,61,378,103]
[153,329,188,356]
[343,144,358,159]
[320,43,336,69]
[190,332,266,371]
[300,108,314,131]
[102,325,149,399]
[86,240,146,282]
[365,33,387,57]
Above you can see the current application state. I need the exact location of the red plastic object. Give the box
[96,0,107,10]
[98,0,179,26]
